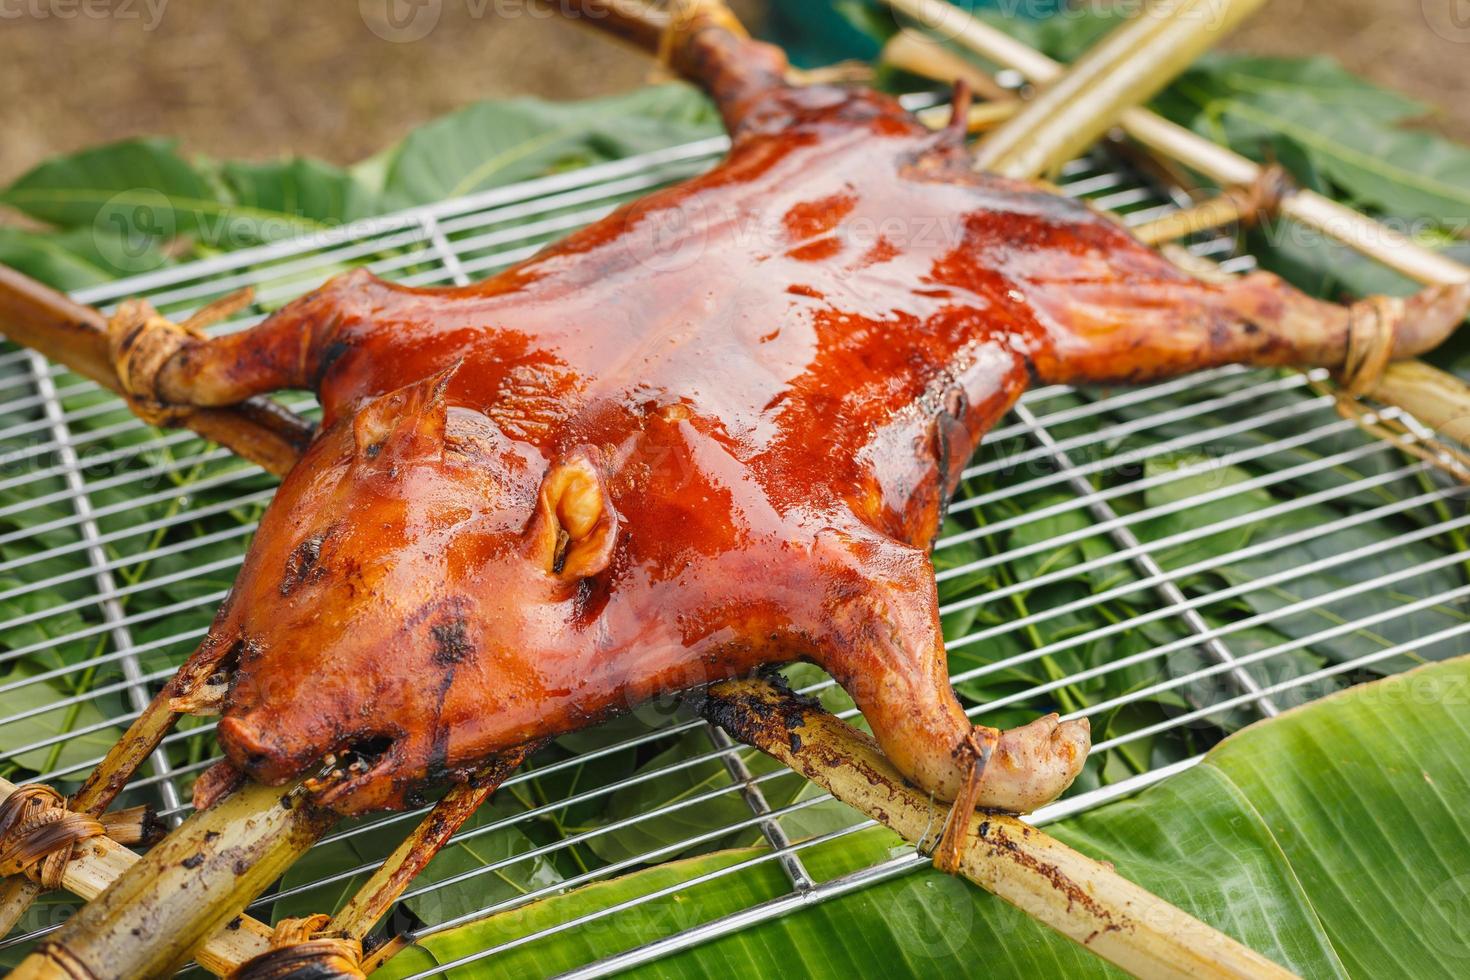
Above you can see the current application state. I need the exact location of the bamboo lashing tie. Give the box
[1327,294,1470,483]
[0,786,152,892]
[1339,295,1401,399]
[108,288,255,428]
[658,0,747,74]
[1131,165,1293,246]
[230,915,366,980]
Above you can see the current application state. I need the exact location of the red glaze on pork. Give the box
[135,9,1467,816]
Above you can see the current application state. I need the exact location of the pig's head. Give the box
[172,362,621,813]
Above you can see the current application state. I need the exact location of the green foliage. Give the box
[1169,55,1468,222]
[360,84,723,211]
[0,85,719,273]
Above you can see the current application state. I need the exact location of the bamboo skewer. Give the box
[0,266,312,478]
[974,0,1266,178]
[916,98,1020,136]
[326,744,541,947]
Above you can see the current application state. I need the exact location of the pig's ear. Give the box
[526,447,621,583]
[353,360,462,463]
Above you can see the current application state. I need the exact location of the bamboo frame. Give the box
[0,759,536,976]
[0,0,1459,974]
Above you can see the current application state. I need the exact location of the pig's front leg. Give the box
[108,268,379,417]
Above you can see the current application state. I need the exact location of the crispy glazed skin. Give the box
[148,16,1467,816]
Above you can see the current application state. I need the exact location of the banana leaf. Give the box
[384,654,1470,978]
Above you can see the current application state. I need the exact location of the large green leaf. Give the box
[388,655,1470,978]
[362,84,723,211]
[0,139,221,235]
[0,226,167,289]
[1181,55,1427,126]
[1156,54,1469,223]
[0,664,125,777]
[220,158,377,231]
[0,139,363,260]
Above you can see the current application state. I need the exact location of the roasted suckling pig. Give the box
[107,1,1467,867]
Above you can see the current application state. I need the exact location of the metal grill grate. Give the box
[1,97,1466,976]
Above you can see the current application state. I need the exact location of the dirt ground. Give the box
[0,0,1464,187]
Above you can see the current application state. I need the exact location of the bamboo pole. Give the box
[558,0,668,53]
[698,677,1297,980]
[0,265,311,478]
[883,30,1014,102]
[69,690,180,818]
[328,744,541,945]
[974,0,1266,178]
[915,98,1020,135]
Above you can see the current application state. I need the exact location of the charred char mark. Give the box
[430,618,473,667]
[313,338,352,388]
[427,666,457,777]
[280,527,333,597]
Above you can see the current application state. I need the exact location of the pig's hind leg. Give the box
[661,0,793,136]
[804,528,1090,873]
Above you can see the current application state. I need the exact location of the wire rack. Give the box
[1,96,1467,976]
